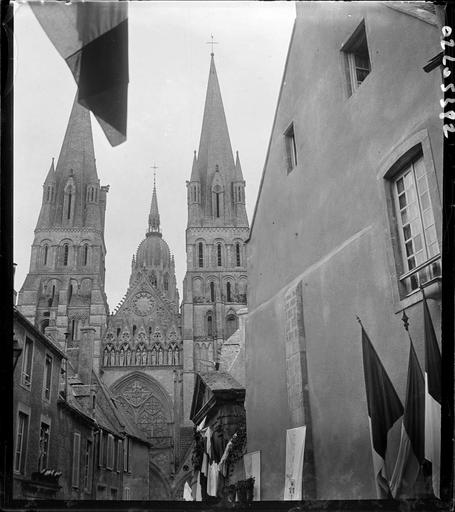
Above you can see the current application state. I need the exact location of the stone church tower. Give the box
[182,53,249,423]
[99,178,191,498]
[17,97,109,371]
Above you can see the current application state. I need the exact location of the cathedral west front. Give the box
[16,52,249,500]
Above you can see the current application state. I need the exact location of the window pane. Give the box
[402,224,411,241]
[422,209,434,229]
[405,241,414,257]
[413,157,425,178]
[400,209,408,225]
[425,225,437,245]
[420,191,430,211]
[396,178,404,194]
[398,193,407,209]
[414,234,423,252]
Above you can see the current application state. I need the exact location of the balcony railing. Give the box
[399,254,441,297]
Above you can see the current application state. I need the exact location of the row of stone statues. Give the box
[102,343,181,367]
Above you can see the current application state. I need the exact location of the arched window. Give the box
[117,328,121,337]
[164,274,169,291]
[63,244,69,266]
[226,282,232,302]
[43,245,48,266]
[83,244,89,266]
[226,314,238,339]
[51,285,56,303]
[210,281,215,302]
[68,283,73,304]
[217,244,222,267]
[133,325,137,336]
[151,271,157,287]
[236,243,241,266]
[198,242,204,268]
[207,314,213,337]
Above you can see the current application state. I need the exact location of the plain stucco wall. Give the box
[246,2,442,500]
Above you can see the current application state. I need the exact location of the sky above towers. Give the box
[13,1,295,309]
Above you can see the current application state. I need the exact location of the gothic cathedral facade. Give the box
[17,52,248,500]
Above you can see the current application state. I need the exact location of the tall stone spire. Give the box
[148,175,161,234]
[38,94,103,229]
[197,54,235,196]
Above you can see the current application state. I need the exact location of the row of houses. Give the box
[12,307,150,501]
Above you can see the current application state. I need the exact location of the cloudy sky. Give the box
[14,1,295,309]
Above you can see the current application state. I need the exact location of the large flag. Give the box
[390,340,425,498]
[30,1,128,146]
[283,426,306,500]
[361,323,404,498]
[423,296,441,498]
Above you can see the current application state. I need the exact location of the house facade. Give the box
[245,2,442,500]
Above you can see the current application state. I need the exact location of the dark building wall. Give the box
[246,3,441,500]
[13,315,64,498]
[55,403,95,499]
[124,441,150,500]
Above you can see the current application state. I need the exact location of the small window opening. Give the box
[342,21,371,97]
[198,243,204,268]
[226,282,232,302]
[236,243,241,266]
[217,244,222,267]
[284,123,298,174]
[63,244,69,266]
[210,281,215,302]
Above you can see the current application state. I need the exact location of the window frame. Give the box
[341,20,371,97]
[39,420,51,471]
[43,353,53,401]
[14,409,30,474]
[380,132,442,307]
[21,337,34,390]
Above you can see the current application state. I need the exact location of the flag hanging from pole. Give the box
[30,1,128,147]
[360,321,404,498]
[390,340,425,498]
[423,295,441,498]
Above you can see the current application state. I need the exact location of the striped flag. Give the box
[30,1,128,146]
[390,340,425,498]
[423,295,441,498]
[360,322,404,498]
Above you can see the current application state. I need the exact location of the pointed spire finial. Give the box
[206,34,219,56]
[148,164,161,234]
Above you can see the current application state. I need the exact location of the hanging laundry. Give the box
[207,461,219,497]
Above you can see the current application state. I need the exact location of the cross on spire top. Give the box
[151,163,158,188]
[206,34,219,56]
